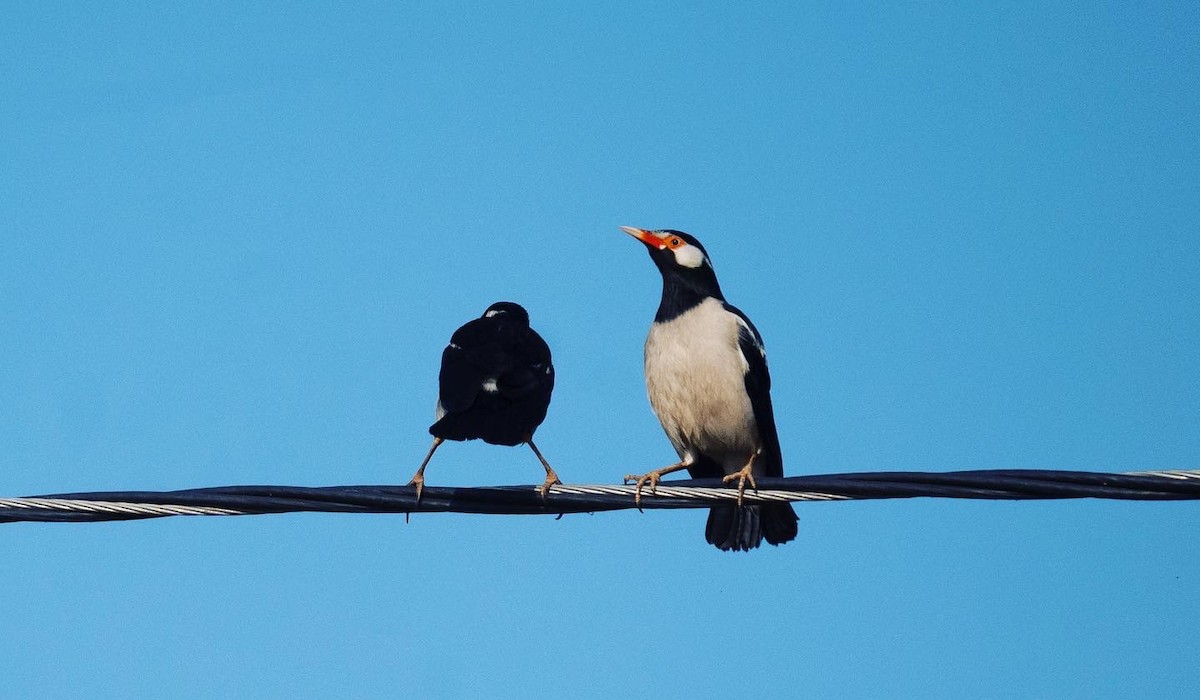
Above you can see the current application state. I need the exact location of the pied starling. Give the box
[621,226,799,551]
[408,301,560,500]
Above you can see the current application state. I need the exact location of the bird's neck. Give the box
[655,274,725,323]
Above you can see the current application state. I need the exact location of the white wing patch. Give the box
[482,378,500,393]
[734,314,766,360]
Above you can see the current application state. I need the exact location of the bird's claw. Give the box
[722,467,758,507]
[408,473,425,506]
[537,473,562,501]
[623,472,663,511]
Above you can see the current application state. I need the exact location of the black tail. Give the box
[705,503,798,552]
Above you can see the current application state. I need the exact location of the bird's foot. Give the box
[408,437,442,508]
[525,439,560,502]
[537,470,562,501]
[624,461,690,511]
[623,471,665,510]
[407,472,426,505]
[722,465,758,506]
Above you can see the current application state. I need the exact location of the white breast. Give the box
[644,298,760,471]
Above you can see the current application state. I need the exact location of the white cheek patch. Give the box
[673,244,708,269]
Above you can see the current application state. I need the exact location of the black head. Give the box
[481,301,530,326]
[621,227,725,309]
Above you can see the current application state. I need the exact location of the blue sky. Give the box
[3,3,1198,698]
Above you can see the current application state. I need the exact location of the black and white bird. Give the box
[408,301,560,500]
[621,226,798,551]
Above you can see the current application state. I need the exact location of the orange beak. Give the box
[620,226,665,249]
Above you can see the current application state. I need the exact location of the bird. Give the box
[408,301,560,501]
[621,226,798,551]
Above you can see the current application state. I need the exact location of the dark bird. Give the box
[621,226,798,551]
[408,301,560,500]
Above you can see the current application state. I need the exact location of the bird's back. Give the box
[431,315,554,446]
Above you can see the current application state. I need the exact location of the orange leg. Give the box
[407,436,444,504]
[525,439,561,500]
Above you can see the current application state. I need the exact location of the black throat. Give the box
[654,267,725,323]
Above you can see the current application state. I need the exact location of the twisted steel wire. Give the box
[2,469,1198,524]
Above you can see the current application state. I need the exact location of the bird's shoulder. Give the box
[720,302,767,358]
[446,315,502,351]
[443,316,552,378]
[514,325,552,365]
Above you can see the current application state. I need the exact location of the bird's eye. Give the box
[668,238,683,248]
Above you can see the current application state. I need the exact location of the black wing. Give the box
[497,327,554,399]
[437,317,500,413]
[724,303,784,478]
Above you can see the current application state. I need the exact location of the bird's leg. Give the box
[722,452,759,506]
[525,438,561,500]
[407,437,444,505]
[624,461,691,509]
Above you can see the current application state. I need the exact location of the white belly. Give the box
[644,298,760,472]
